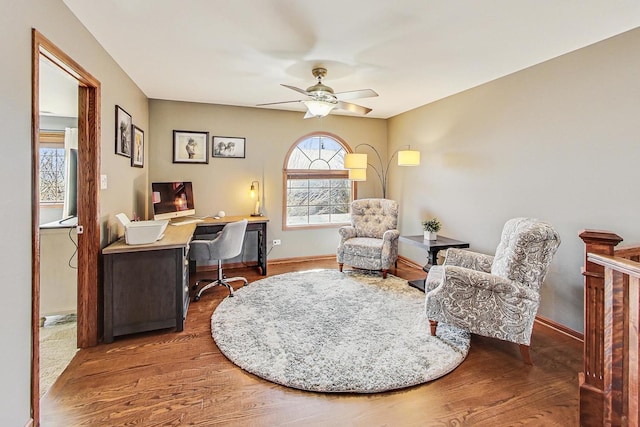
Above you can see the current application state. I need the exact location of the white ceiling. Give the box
[39,55,78,118]
[63,0,640,119]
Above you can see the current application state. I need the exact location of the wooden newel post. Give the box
[578,230,623,427]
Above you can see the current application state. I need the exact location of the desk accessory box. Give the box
[115,213,168,245]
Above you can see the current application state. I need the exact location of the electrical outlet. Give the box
[273,239,281,246]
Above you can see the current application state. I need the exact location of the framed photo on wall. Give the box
[115,105,132,158]
[212,136,246,159]
[131,125,144,168]
[173,130,209,164]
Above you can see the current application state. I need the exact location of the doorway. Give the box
[37,54,79,398]
[31,29,101,424]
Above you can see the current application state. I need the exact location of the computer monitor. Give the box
[61,148,78,221]
[151,181,196,220]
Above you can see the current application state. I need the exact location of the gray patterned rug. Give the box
[211,269,470,393]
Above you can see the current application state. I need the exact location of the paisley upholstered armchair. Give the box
[425,217,561,364]
[337,198,399,279]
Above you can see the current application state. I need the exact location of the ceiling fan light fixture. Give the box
[302,100,336,118]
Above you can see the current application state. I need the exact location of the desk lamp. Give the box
[250,180,262,216]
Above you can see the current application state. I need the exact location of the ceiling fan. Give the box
[258,67,378,118]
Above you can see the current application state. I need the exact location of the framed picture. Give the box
[131,126,144,168]
[115,105,132,158]
[212,136,246,159]
[173,130,209,164]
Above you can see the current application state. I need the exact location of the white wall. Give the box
[149,100,387,259]
[388,27,640,333]
[0,0,148,424]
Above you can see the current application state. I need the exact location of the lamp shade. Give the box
[348,168,367,181]
[397,150,420,166]
[344,153,368,169]
[302,100,336,117]
[249,181,262,216]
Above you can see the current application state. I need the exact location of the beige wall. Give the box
[0,0,148,423]
[389,27,640,333]
[149,100,387,258]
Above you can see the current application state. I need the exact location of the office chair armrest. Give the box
[189,240,213,261]
[443,248,494,273]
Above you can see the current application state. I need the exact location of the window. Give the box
[283,133,354,229]
[39,131,66,206]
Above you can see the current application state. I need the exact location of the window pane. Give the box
[287,188,308,206]
[331,204,351,223]
[288,179,309,189]
[39,147,65,203]
[331,187,350,204]
[288,147,312,169]
[309,188,330,206]
[309,179,329,188]
[287,206,309,225]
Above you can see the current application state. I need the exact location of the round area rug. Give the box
[211,269,470,393]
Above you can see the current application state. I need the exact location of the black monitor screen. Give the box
[151,182,195,219]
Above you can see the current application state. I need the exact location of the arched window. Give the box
[283,132,354,229]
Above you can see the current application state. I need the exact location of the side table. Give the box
[399,235,469,292]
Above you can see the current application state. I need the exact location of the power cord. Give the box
[68,226,78,269]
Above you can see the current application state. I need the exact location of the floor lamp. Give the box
[344,144,420,198]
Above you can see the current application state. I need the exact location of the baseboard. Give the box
[195,261,258,272]
[199,255,426,272]
[397,255,423,270]
[195,254,337,272]
[268,254,336,265]
[535,314,583,342]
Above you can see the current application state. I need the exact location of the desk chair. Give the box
[190,219,248,301]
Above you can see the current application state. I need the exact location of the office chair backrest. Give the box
[210,219,248,260]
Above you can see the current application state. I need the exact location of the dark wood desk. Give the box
[102,223,196,343]
[192,215,269,275]
[102,215,269,342]
[399,235,469,292]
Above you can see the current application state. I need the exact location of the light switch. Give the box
[101,174,108,190]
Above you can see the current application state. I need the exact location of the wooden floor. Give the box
[40,259,582,426]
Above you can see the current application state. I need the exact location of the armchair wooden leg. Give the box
[519,344,533,365]
[382,269,388,279]
[429,320,438,336]
[338,263,343,272]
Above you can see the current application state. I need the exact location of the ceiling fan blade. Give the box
[257,99,302,106]
[334,89,378,101]
[337,101,372,115]
[281,84,310,96]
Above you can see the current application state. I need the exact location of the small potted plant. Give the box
[422,217,441,241]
